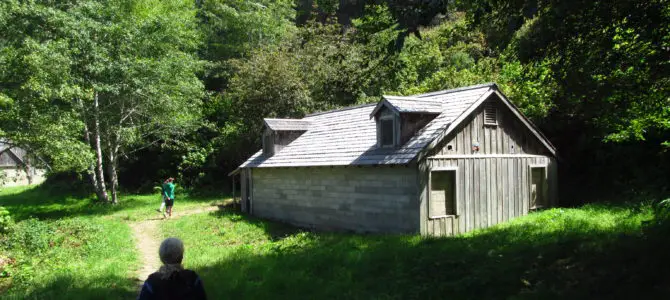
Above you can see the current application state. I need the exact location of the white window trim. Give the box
[428,166,459,219]
[528,164,548,210]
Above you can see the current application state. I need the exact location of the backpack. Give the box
[144,269,206,300]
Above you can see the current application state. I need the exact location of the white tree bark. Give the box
[93,92,109,203]
[106,134,120,205]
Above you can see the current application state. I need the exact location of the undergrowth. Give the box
[0,217,137,299]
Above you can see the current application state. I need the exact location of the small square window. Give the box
[380,118,394,147]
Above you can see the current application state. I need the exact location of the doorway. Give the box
[529,166,547,209]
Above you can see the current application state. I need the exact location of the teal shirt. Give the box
[162,183,175,199]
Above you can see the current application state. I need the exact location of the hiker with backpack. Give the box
[137,237,207,300]
[156,177,176,218]
[162,178,176,218]
[156,178,169,215]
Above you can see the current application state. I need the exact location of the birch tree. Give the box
[0,0,204,203]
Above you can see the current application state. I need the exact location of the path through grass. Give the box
[1,184,669,299]
[131,205,224,282]
[0,185,230,299]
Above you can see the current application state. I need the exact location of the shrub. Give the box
[6,219,52,253]
[0,206,12,234]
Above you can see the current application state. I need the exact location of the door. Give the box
[530,167,547,209]
[245,170,251,214]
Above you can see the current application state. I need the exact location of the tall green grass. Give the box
[0,216,137,299]
[0,185,230,299]
[160,204,670,299]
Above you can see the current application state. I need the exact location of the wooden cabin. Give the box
[230,83,558,236]
[0,141,46,186]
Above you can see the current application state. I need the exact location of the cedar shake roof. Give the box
[236,83,496,169]
[370,96,443,116]
[263,118,311,131]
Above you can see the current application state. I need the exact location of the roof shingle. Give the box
[238,83,495,169]
[263,118,311,131]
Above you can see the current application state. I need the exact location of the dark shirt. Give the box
[137,269,206,300]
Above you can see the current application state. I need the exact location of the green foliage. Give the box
[197,0,296,90]
[0,206,12,234]
[0,0,205,197]
[0,217,137,299]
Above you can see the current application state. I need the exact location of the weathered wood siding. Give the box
[251,166,420,233]
[420,157,557,236]
[419,96,558,236]
[437,98,550,156]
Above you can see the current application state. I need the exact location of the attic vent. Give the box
[484,103,497,125]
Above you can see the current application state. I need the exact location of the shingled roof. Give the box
[370,96,443,116]
[235,83,496,170]
[263,118,311,131]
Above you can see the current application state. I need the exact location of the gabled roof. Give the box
[232,83,556,172]
[235,83,497,170]
[263,118,311,131]
[0,140,26,166]
[369,96,443,117]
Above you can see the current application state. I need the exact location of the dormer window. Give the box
[379,114,396,147]
[371,95,441,149]
[261,118,310,157]
[262,129,274,156]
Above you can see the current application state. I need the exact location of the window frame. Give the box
[262,129,274,156]
[378,113,397,148]
[528,164,548,210]
[483,102,498,126]
[428,166,459,219]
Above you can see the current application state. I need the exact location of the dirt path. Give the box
[131,205,223,284]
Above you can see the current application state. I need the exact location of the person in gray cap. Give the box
[138,237,207,300]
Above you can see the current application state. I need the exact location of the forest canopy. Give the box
[0,0,667,202]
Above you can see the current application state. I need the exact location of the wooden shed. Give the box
[230,83,557,236]
[0,141,46,186]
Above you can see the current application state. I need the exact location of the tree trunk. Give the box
[23,156,33,185]
[81,98,104,201]
[93,92,109,203]
[106,138,120,205]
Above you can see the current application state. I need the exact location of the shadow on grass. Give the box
[194,206,670,299]
[0,185,229,221]
[0,186,144,221]
[2,274,137,300]
[209,208,303,241]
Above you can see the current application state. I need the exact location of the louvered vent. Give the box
[484,103,497,125]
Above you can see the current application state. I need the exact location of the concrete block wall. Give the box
[1,167,46,187]
[252,166,419,233]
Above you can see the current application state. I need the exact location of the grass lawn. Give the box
[0,216,137,299]
[161,203,670,299]
[1,184,669,299]
[0,185,229,299]
[0,185,228,222]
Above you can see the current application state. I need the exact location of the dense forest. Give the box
[0,0,668,203]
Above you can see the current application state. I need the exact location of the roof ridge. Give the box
[413,82,497,98]
[383,95,443,102]
[305,103,376,117]
[264,118,311,122]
